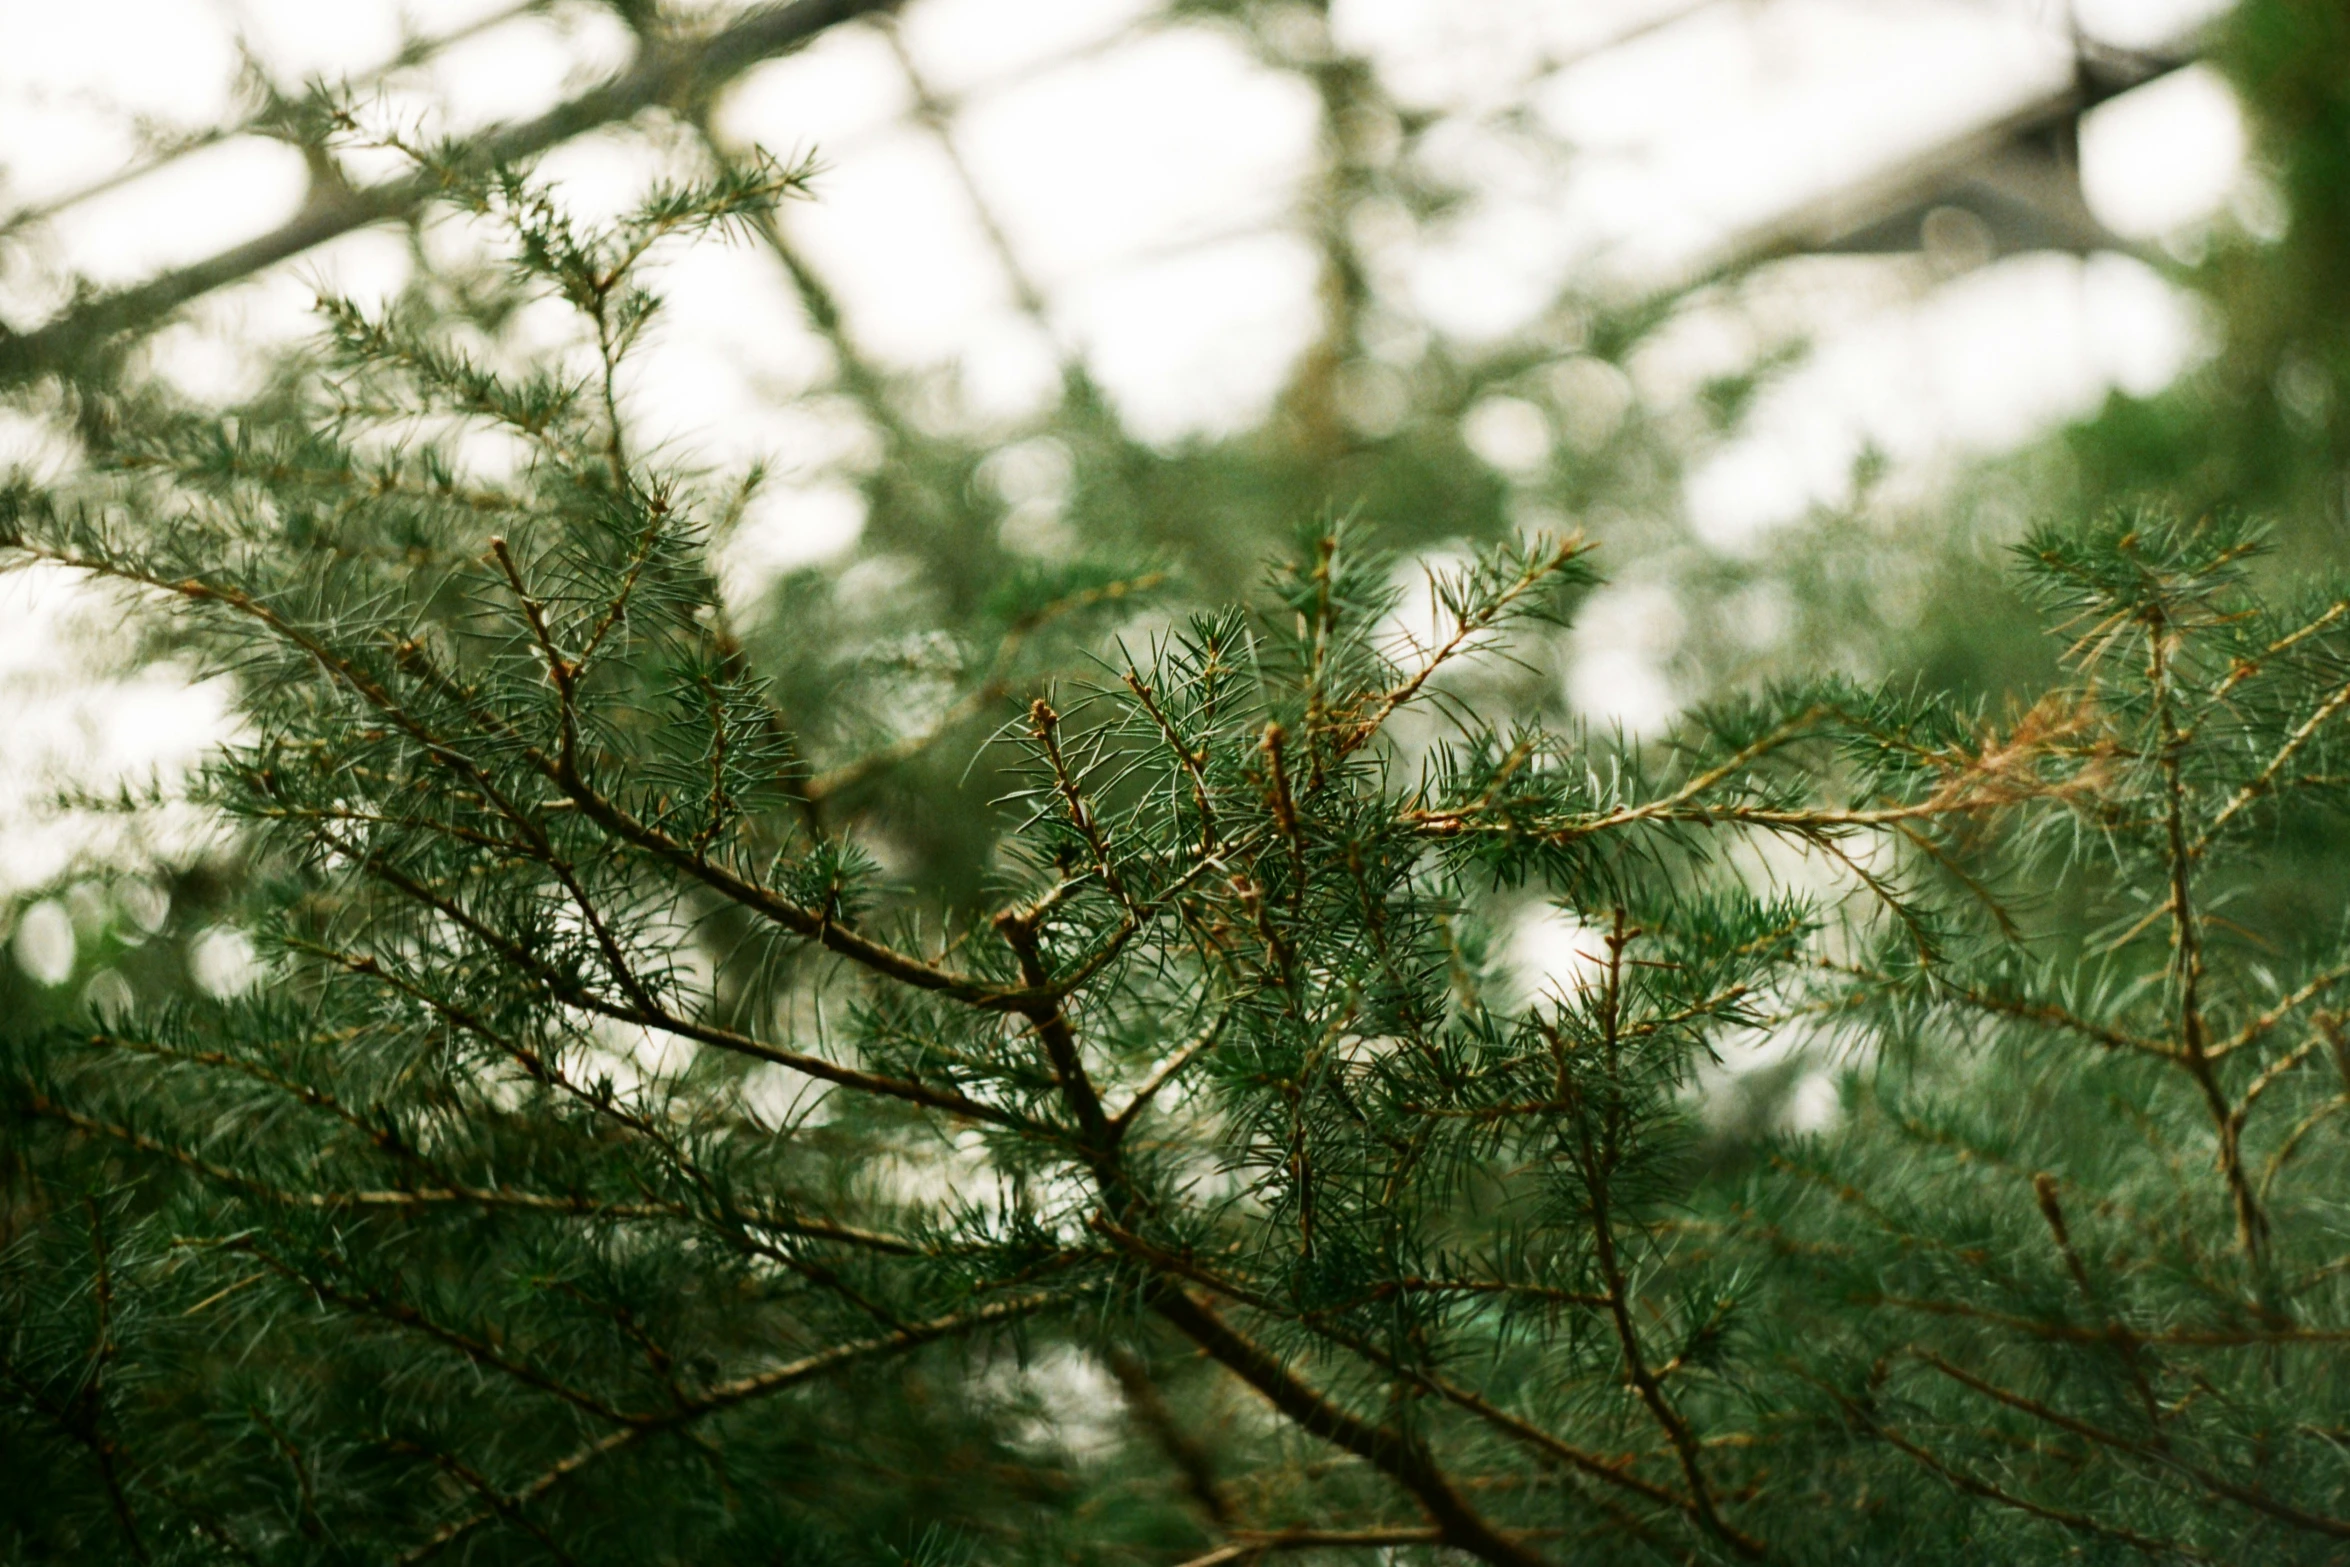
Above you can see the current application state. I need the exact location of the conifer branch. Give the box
[1847,1401,2211,1561]
[1088,1216,1705,1529]
[304,903,1034,1132]
[1856,1294,2349,1346]
[1123,666,1223,857]
[1106,1346,1236,1530]
[1028,697,1141,922]
[1341,535,1592,756]
[2146,606,2268,1260]
[1578,911,1765,1560]
[33,1067,924,1258]
[1827,961,2178,1061]
[233,1242,645,1428]
[400,1443,582,1565]
[2207,960,2350,1062]
[2194,669,2350,850]
[1918,1350,2350,1540]
[0,0,900,386]
[2032,1174,2169,1433]
[1172,1527,1447,1566]
[15,152,2350,1562]
[1146,1289,1555,1567]
[395,1292,1068,1563]
[79,1203,150,1565]
[802,572,1166,804]
[1110,1006,1232,1133]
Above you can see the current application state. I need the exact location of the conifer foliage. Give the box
[10,159,2350,1567]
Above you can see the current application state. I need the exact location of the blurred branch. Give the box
[395,1292,1069,1564]
[0,0,556,243]
[1174,1528,1444,1566]
[684,117,916,443]
[804,569,1166,803]
[0,0,900,388]
[878,20,1071,373]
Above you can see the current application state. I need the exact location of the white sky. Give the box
[0,0,2256,901]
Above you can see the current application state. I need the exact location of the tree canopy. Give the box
[11,141,2350,1565]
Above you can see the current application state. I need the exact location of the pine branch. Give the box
[1918,1350,2350,1541]
[1843,1399,2211,1562]
[395,1292,1070,1563]
[0,0,901,386]
[2146,603,2269,1260]
[1172,1527,1447,1567]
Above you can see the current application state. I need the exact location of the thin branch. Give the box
[0,0,903,386]
[1919,1350,2350,1540]
[2147,610,2267,1260]
[2193,670,2350,853]
[2207,961,2350,1063]
[1853,1404,2209,1561]
[1858,965,2179,1062]
[2032,1174,2167,1433]
[13,540,1013,1018]
[1110,1006,1232,1134]
[1027,698,1141,920]
[234,1243,645,1428]
[1123,665,1222,857]
[1106,1347,1235,1531]
[397,1444,580,1566]
[2203,599,2350,708]
[80,1202,151,1564]
[1089,1217,1697,1529]
[1856,1294,2348,1347]
[0,0,554,242]
[305,910,1034,1133]
[1173,1528,1447,1567]
[2230,1034,2326,1130]
[1576,911,1765,1560]
[1340,537,1591,756]
[806,572,1166,804]
[1148,1288,1554,1567]
[395,1292,1066,1564]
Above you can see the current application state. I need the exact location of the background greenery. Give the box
[6,0,2350,1561]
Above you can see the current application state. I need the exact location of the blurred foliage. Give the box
[1783,0,2350,708]
[2087,0,2350,538]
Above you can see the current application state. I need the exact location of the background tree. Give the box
[10,1,2350,1562]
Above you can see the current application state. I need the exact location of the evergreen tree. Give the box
[12,143,2350,1567]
